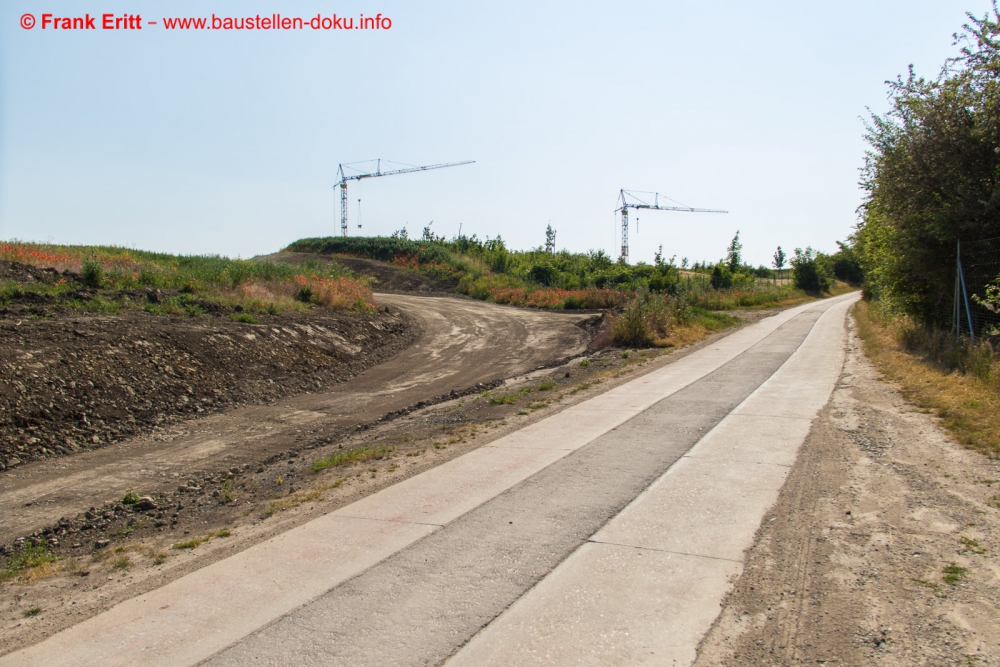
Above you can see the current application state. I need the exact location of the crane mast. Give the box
[615,189,727,262]
[334,159,474,236]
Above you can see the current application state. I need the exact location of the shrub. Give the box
[710,264,732,289]
[295,286,314,303]
[791,247,832,292]
[81,259,104,287]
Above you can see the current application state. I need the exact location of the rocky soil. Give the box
[0,260,417,470]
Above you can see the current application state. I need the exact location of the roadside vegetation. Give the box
[287,228,859,346]
[852,7,1000,457]
[0,242,377,316]
[855,300,1000,456]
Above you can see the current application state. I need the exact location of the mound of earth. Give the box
[0,307,416,470]
[257,252,458,294]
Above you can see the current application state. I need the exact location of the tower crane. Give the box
[615,189,727,262]
[334,159,474,236]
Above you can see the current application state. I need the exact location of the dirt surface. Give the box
[0,306,413,471]
[695,309,1000,667]
[0,295,593,545]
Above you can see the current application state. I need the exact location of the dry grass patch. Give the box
[171,528,232,550]
[854,300,1000,457]
[266,478,345,516]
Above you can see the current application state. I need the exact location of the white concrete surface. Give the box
[445,295,857,667]
[0,294,856,667]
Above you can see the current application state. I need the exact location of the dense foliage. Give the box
[855,6,1000,322]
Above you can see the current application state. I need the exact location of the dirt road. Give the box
[694,311,1000,666]
[0,295,592,544]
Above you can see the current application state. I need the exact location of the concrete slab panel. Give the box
[446,543,741,667]
[332,444,571,525]
[685,413,814,466]
[495,407,643,450]
[0,516,438,667]
[590,456,791,560]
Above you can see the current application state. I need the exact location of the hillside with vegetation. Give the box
[285,229,858,346]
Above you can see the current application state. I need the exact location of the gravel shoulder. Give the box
[694,308,1000,666]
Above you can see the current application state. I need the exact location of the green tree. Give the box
[855,6,1000,322]
[726,231,743,273]
[772,246,786,284]
[544,225,556,254]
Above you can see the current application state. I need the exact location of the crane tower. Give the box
[615,189,727,262]
[335,159,474,236]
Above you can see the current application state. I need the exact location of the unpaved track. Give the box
[0,295,591,543]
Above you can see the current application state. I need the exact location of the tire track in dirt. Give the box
[0,295,592,544]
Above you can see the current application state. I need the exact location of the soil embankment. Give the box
[0,294,593,546]
[1,304,413,471]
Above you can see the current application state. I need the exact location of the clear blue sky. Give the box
[0,0,985,266]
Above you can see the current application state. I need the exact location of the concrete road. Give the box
[0,293,857,666]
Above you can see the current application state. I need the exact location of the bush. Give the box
[830,241,864,285]
[710,264,732,289]
[791,247,832,293]
[855,9,1000,322]
[611,291,670,347]
[295,286,314,303]
[81,259,103,287]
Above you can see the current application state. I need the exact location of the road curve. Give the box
[0,295,592,543]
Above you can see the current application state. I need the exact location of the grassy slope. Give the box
[0,242,376,316]
[854,300,1000,457]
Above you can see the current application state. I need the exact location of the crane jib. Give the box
[333,159,474,236]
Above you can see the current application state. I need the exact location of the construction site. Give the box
[4,3,1000,666]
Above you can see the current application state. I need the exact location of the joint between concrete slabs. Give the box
[680,453,793,468]
[584,539,745,564]
[330,513,446,528]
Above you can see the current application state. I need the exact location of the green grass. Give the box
[942,563,968,584]
[21,606,41,618]
[960,537,986,554]
[0,544,57,583]
[230,313,259,324]
[285,236,807,313]
[311,445,393,472]
[172,536,209,550]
